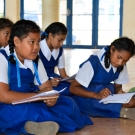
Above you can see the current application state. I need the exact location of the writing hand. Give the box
[50,77,61,87]
[95,88,112,99]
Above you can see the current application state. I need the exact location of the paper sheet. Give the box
[60,74,76,82]
[99,92,135,104]
[12,87,67,105]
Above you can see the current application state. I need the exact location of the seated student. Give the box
[39,22,73,96]
[70,37,135,120]
[0,19,92,135]
[0,18,13,48]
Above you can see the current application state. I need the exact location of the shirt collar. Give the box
[40,39,59,61]
[96,47,117,73]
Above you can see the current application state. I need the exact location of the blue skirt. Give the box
[0,96,93,135]
[72,83,122,118]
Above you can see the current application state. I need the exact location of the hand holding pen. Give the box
[95,88,113,99]
[50,77,61,87]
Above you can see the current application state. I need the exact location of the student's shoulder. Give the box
[87,54,99,63]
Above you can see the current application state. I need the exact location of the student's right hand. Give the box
[95,88,111,99]
[50,78,61,87]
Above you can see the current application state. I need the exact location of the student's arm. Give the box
[70,79,111,99]
[114,83,125,94]
[0,54,37,104]
[0,82,37,104]
[59,68,73,83]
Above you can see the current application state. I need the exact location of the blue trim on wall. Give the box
[20,0,123,49]
[20,0,24,19]
[120,0,123,37]
[4,0,5,17]
[63,0,123,49]
[92,0,99,49]
[63,0,72,48]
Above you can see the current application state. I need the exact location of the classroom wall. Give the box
[5,0,20,23]
[42,0,59,30]
[122,0,135,41]
[4,0,135,42]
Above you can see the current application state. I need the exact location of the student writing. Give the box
[70,37,135,120]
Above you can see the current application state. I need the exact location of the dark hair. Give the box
[104,37,135,72]
[8,19,40,64]
[0,18,13,30]
[41,22,67,40]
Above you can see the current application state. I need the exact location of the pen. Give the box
[110,92,113,96]
[50,77,59,82]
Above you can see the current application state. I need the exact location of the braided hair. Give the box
[41,22,67,40]
[8,19,40,64]
[104,37,135,72]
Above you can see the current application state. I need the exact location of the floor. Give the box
[57,48,135,135]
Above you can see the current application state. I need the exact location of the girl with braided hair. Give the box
[0,19,92,135]
[70,37,135,120]
[39,22,73,96]
[0,18,13,48]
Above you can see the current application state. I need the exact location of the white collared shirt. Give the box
[0,45,48,85]
[75,47,129,88]
[40,39,65,68]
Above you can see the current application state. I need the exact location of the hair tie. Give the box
[41,31,48,37]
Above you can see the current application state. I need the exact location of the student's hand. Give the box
[95,88,111,99]
[50,78,61,87]
[44,94,59,106]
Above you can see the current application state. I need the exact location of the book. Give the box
[60,74,76,82]
[99,92,135,104]
[12,87,67,105]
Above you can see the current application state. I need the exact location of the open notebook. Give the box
[99,92,135,104]
[12,87,67,105]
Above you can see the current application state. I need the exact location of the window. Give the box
[59,0,123,49]
[0,0,5,17]
[20,0,42,28]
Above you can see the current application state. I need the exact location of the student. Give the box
[0,19,92,135]
[70,37,135,120]
[0,18,13,48]
[39,22,72,96]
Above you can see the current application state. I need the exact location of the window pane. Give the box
[59,0,67,26]
[73,0,92,45]
[24,0,42,27]
[73,31,92,45]
[98,31,119,45]
[98,0,120,45]
[0,0,4,17]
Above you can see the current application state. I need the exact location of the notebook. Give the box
[99,92,135,104]
[12,87,67,105]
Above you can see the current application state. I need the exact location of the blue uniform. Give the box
[73,47,124,118]
[0,50,93,135]
[39,39,71,96]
